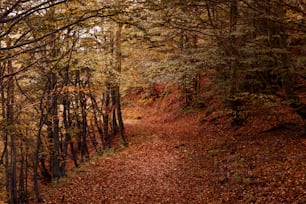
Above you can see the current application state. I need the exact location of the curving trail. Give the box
[40,116,218,203]
[39,108,306,203]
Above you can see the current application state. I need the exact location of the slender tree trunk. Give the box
[25,135,29,202]
[34,83,51,202]
[111,87,118,135]
[114,23,128,146]
[0,62,9,199]
[115,86,128,146]
[92,97,105,148]
[80,92,89,160]
[49,72,61,178]
[19,137,26,202]
[6,56,18,204]
[75,70,89,160]
[33,121,43,202]
[229,0,238,97]
[61,66,70,175]
[0,61,7,165]
[103,85,111,148]
[73,70,82,153]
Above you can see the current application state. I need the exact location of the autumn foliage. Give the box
[37,82,306,203]
[0,0,305,203]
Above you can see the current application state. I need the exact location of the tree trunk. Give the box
[111,87,118,135]
[49,72,62,179]
[114,23,128,146]
[80,91,89,160]
[19,137,26,202]
[34,99,48,202]
[6,56,18,204]
[61,66,71,174]
[103,84,111,148]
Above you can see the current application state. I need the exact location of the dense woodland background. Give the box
[0,0,305,203]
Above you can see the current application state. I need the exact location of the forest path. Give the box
[40,106,306,203]
[40,116,218,203]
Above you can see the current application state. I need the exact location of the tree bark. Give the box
[6,55,18,204]
[114,23,128,146]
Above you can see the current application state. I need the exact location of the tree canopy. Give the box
[0,0,305,203]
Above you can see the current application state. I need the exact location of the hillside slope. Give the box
[39,86,306,203]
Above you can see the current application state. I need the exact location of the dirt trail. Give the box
[40,115,220,203]
[40,106,306,203]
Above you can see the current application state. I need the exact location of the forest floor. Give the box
[39,85,306,204]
